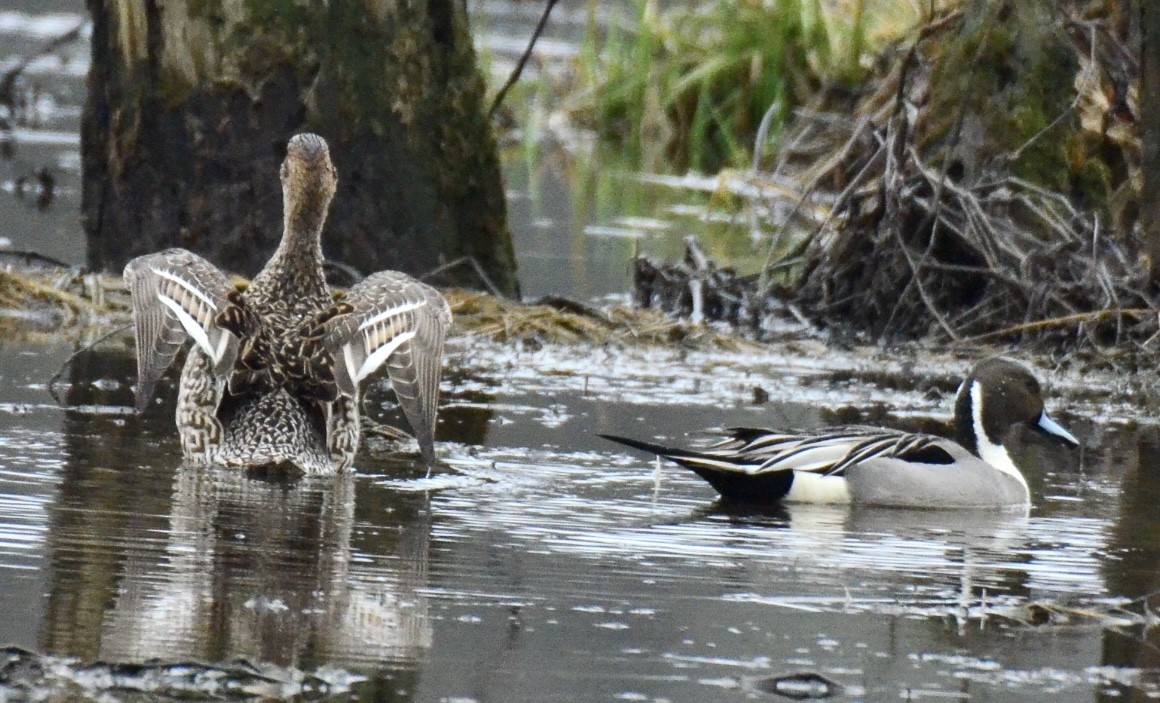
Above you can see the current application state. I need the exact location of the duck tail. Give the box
[599,433,751,473]
[599,432,792,504]
[598,433,702,460]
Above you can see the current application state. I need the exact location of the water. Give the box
[0,2,1158,702]
[0,332,1151,702]
[0,1,86,267]
[0,0,763,301]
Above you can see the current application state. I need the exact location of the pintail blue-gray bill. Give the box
[601,358,1079,508]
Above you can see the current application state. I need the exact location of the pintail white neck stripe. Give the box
[970,379,1029,494]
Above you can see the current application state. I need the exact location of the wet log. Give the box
[81,0,519,297]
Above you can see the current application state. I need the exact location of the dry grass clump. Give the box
[445,288,763,351]
[0,266,109,336]
[0,264,761,353]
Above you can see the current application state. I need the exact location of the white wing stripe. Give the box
[343,344,359,389]
[682,455,770,475]
[356,300,425,332]
[157,293,218,361]
[152,267,219,310]
[354,329,417,383]
[213,325,232,364]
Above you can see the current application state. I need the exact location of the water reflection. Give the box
[1098,424,1160,701]
[1,335,1154,700]
[97,469,430,667]
[41,348,434,681]
[697,502,1039,638]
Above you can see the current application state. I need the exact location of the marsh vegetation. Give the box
[0,2,1158,702]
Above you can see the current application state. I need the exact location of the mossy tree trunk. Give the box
[82,0,519,297]
[1140,0,1160,283]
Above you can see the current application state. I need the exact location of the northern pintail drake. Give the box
[601,358,1079,508]
[124,133,452,474]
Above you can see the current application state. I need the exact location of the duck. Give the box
[600,358,1080,508]
[124,133,452,474]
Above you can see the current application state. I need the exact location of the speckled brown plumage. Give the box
[124,133,452,473]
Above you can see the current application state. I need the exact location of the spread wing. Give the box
[123,248,240,412]
[325,271,452,464]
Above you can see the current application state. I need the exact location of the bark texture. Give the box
[1141,0,1160,282]
[82,0,519,296]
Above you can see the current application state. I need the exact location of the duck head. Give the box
[281,133,338,240]
[953,357,1080,458]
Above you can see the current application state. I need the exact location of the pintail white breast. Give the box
[601,358,1079,508]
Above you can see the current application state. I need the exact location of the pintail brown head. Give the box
[952,357,1079,456]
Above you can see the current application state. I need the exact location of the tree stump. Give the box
[82,0,519,296]
[1141,0,1160,282]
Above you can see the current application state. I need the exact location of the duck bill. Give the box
[1033,411,1080,448]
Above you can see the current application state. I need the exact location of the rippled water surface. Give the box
[2,3,1160,702]
[0,334,1154,702]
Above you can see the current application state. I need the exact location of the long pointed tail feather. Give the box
[598,433,706,461]
[600,432,761,472]
[599,432,795,505]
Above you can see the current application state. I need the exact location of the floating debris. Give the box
[631,236,755,327]
[752,671,842,700]
[0,646,364,701]
[13,166,54,209]
[447,285,764,350]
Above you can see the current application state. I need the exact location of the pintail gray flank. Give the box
[601,358,1079,508]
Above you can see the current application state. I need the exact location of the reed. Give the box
[571,0,857,172]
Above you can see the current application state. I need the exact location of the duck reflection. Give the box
[100,468,431,667]
[44,348,433,677]
[707,499,1034,606]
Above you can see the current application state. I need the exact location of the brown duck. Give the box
[124,133,452,473]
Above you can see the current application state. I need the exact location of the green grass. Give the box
[571,0,858,172]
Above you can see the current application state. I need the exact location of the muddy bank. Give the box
[0,263,763,350]
[2,260,1156,417]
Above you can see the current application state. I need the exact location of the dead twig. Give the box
[420,256,507,299]
[487,0,560,119]
[47,323,132,406]
[957,309,1151,344]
